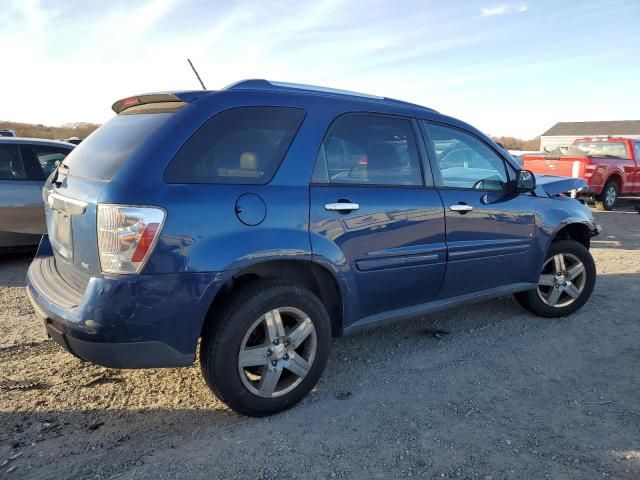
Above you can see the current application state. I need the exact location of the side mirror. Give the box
[516,169,536,192]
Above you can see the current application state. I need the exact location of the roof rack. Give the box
[224,79,435,112]
[225,79,383,99]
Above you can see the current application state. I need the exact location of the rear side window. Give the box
[62,113,173,180]
[31,145,72,175]
[311,114,422,186]
[0,145,27,180]
[165,107,305,184]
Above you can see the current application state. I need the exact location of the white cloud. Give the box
[481,4,528,16]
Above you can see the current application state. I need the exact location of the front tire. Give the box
[594,180,618,210]
[515,240,596,318]
[200,280,331,417]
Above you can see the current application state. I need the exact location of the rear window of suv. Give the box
[62,112,174,181]
[164,107,305,184]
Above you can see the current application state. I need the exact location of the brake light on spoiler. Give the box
[97,205,165,274]
[111,93,186,114]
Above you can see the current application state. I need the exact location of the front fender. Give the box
[543,213,599,257]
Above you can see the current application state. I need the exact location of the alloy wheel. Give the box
[605,185,617,208]
[537,253,587,308]
[237,307,317,398]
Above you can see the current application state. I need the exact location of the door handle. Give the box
[449,204,473,213]
[325,202,360,212]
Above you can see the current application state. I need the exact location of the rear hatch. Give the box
[44,94,190,295]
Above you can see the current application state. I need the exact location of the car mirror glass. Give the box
[516,169,536,192]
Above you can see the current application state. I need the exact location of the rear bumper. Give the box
[27,235,227,368]
[31,294,192,368]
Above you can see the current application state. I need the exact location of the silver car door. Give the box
[0,144,46,247]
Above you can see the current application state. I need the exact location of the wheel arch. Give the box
[550,222,592,249]
[202,259,345,339]
[604,172,622,190]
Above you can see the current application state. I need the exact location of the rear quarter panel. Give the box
[101,91,342,274]
[589,159,633,194]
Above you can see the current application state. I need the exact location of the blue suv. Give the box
[27,80,598,416]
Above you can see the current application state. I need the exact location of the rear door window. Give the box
[62,113,173,180]
[0,144,27,180]
[311,114,423,186]
[31,145,72,176]
[165,107,305,184]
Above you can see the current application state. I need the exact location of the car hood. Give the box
[534,175,587,197]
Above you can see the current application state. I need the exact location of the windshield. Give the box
[61,113,173,180]
[573,141,629,159]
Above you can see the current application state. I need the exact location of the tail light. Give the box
[584,164,596,179]
[97,204,165,274]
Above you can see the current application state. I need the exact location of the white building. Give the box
[540,120,640,152]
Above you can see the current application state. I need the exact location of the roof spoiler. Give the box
[111,91,208,114]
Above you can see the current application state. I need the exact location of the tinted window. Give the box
[62,113,173,180]
[634,142,640,159]
[425,123,508,191]
[0,145,27,180]
[31,145,72,175]
[165,107,305,184]
[312,115,422,186]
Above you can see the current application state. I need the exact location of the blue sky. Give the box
[1,0,639,137]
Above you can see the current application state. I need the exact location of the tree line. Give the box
[492,136,541,151]
[0,121,99,140]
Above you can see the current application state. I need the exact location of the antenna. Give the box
[187,58,207,90]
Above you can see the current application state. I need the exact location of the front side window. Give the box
[312,114,422,186]
[634,142,640,160]
[31,146,72,175]
[0,145,27,180]
[425,123,508,191]
[165,107,305,184]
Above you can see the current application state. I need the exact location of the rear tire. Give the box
[200,280,331,417]
[594,180,618,210]
[515,240,596,318]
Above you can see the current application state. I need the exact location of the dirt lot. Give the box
[1,201,639,479]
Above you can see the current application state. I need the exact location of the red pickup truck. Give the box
[523,137,640,210]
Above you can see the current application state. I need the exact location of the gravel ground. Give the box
[1,200,639,479]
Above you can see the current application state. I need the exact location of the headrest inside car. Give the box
[240,152,257,170]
